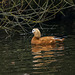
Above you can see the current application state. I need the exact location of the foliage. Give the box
[0,0,75,34]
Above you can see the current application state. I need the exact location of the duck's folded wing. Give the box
[40,36,55,44]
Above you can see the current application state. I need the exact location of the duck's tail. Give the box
[54,38,65,42]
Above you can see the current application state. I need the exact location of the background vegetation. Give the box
[0,0,75,35]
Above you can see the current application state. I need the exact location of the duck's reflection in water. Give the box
[31,44,64,74]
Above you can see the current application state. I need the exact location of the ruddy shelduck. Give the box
[31,28,64,45]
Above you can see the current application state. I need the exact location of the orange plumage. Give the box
[31,28,64,45]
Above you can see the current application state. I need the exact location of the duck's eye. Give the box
[32,29,36,33]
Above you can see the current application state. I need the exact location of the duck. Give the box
[31,28,64,45]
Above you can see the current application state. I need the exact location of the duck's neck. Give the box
[33,36,40,40]
[34,32,41,38]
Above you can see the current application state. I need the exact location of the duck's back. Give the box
[39,36,55,44]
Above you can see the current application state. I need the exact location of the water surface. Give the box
[0,35,75,75]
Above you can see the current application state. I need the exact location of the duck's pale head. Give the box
[32,28,41,38]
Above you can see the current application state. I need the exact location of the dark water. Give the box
[0,35,75,75]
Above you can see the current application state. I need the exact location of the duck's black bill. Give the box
[29,32,32,34]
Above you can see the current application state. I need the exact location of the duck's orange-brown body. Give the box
[31,36,56,45]
[31,28,64,45]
